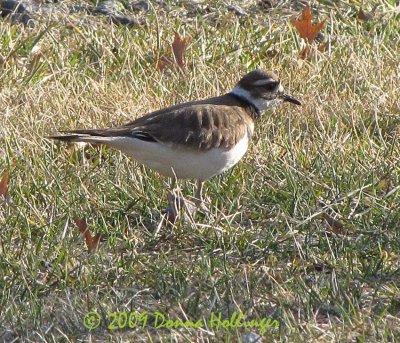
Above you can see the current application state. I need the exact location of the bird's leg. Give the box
[163,178,182,223]
[169,178,177,194]
[163,179,208,223]
[165,192,187,222]
[194,180,203,205]
[164,177,197,223]
[193,180,208,212]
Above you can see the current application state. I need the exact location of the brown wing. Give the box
[62,95,254,150]
[124,104,250,150]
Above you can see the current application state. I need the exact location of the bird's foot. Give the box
[163,192,198,223]
[191,197,210,214]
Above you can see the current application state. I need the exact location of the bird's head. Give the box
[232,69,301,112]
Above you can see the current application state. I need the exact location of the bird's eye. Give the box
[264,81,279,92]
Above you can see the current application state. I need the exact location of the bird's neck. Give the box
[230,86,262,120]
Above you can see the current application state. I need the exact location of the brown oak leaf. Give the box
[321,213,345,235]
[74,217,101,253]
[157,32,191,71]
[291,6,324,43]
[172,31,191,69]
[0,171,9,199]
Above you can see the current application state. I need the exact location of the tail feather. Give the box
[48,134,112,144]
[48,126,134,142]
[60,129,113,137]
[48,126,123,143]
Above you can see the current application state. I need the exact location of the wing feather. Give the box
[55,94,254,150]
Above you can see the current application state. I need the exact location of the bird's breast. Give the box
[108,133,250,181]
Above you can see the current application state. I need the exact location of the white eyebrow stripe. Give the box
[252,79,279,86]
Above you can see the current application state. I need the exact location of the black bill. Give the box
[283,94,302,106]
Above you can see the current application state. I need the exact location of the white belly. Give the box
[107,134,249,181]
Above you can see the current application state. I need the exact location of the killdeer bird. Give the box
[50,69,301,217]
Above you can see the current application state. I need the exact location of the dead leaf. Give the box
[156,55,173,71]
[172,32,191,69]
[0,169,15,206]
[358,9,372,21]
[157,32,191,71]
[291,6,325,43]
[0,171,9,199]
[358,6,378,22]
[321,213,345,234]
[73,217,101,253]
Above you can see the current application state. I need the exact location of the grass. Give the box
[1,0,400,341]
